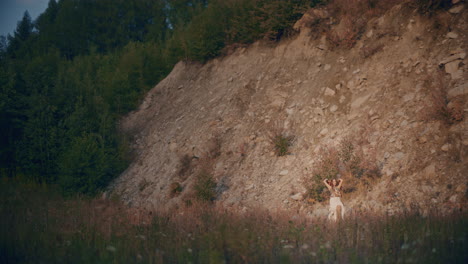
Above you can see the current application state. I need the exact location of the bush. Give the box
[169,182,183,197]
[305,148,339,202]
[194,170,217,201]
[305,137,381,202]
[307,174,327,202]
[326,0,405,49]
[421,72,464,126]
[414,0,452,14]
[138,178,150,191]
[272,134,294,156]
[178,154,193,178]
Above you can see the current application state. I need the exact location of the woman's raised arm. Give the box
[337,179,343,189]
[323,179,331,189]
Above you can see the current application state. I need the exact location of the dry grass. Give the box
[266,121,295,157]
[206,135,222,159]
[325,0,405,49]
[360,43,384,58]
[413,0,453,15]
[305,135,381,202]
[138,178,149,191]
[272,134,295,156]
[178,154,193,179]
[1,178,467,263]
[420,72,464,126]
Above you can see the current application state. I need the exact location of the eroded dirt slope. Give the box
[111,2,467,217]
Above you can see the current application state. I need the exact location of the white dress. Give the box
[328,186,345,221]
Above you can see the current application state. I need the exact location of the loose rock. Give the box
[446,32,459,39]
[449,5,464,14]
[324,87,336,96]
[441,144,451,152]
[291,193,304,201]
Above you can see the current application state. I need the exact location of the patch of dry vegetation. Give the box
[266,122,296,157]
[1,178,466,263]
[420,72,464,126]
[305,135,381,203]
[325,0,405,49]
[414,0,453,15]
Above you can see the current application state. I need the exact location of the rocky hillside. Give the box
[110,1,467,217]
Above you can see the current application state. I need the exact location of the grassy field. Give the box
[1,177,467,264]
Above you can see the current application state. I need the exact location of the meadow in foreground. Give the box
[1,178,466,264]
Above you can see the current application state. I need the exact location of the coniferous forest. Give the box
[0,0,319,195]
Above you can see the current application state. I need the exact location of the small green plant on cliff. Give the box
[194,170,217,202]
[273,134,294,156]
[169,182,183,198]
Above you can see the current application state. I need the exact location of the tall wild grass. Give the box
[1,177,466,263]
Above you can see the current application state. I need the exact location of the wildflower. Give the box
[106,245,117,253]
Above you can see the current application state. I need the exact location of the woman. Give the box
[323,178,345,221]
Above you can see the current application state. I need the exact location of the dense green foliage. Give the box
[0,0,320,194]
[1,180,467,263]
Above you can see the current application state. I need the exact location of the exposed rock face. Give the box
[111,3,467,216]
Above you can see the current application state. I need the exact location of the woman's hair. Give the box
[327,179,340,187]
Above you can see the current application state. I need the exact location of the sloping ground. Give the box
[111,2,467,216]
